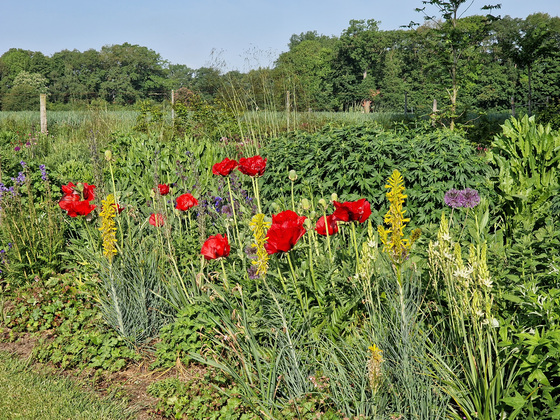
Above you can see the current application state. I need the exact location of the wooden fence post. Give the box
[286,91,290,129]
[40,94,47,134]
[171,90,175,127]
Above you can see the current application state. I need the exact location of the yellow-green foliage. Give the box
[428,212,493,325]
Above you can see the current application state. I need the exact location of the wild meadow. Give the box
[0,96,559,420]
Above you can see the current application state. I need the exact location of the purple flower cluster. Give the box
[10,172,26,186]
[39,164,48,181]
[444,188,481,209]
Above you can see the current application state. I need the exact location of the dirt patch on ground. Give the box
[0,330,208,420]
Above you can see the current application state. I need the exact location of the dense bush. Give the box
[260,123,493,225]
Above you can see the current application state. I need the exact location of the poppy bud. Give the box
[288,169,298,181]
[318,198,327,209]
[301,198,310,210]
[105,150,112,161]
[331,193,338,202]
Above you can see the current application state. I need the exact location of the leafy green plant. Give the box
[153,303,218,368]
[0,161,66,286]
[501,327,560,419]
[488,115,560,234]
[260,123,491,224]
[147,371,255,420]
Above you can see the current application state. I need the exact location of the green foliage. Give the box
[0,161,66,286]
[501,327,560,419]
[488,115,560,232]
[536,100,560,131]
[153,304,218,368]
[1,274,141,372]
[261,123,491,224]
[147,372,255,420]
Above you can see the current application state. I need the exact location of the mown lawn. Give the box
[0,351,134,420]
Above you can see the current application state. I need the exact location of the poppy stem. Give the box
[251,177,262,214]
[287,251,305,312]
[227,177,242,249]
[220,258,229,290]
[351,222,360,274]
[322,212,333,262]
[291,180,295,212]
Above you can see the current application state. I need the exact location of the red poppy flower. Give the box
[176,193,198,211]
[238,155,267,177]
[59,182,96,217]
[67,200,96,217]
[113,203,125,214]
[201,234,230,260]
[149,213,165,227]
[265,210,307,254]
[212,158,238,176]
[333,199,371,223]
[61,182,76,195]
[157,184,170,196]
[82,183,96,201]
[315,214,339,236]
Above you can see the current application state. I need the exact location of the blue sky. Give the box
[1,0,559,71]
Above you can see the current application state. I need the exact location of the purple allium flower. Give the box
[444,189,463,208]
[462,188,480,208]
[445,188,481,209]
[20,161,26,168]
[14,146,20,152]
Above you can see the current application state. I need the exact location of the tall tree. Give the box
[413,0,499,128]
[496,13,560,115]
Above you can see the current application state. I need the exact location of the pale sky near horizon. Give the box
[1,0,559,72]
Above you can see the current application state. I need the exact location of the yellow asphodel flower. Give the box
[367,343,383,392]
[99,194,118,263]
[249,213,271,277]
[378,169,421,265]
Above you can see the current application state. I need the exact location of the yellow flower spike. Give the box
[367,343,384,392]
[99,194,118,263]
[378,169,420,265]
[249,213,271,277]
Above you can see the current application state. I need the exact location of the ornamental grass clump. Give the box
[426,208,518,420]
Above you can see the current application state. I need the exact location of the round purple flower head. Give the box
[444,189,463,209]
[462,188,480,208]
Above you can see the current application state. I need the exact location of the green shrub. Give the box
[260,123,492,225]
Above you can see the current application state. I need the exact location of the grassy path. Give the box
[0,351,134,420]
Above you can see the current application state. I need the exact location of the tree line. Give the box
[1,8,559,118]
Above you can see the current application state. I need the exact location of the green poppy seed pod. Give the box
[309,210,316,219]
[301,198,310,210]
[104,150,112,161]
[304,218,312,229]
[318,198,327,209]
[288,169,298,181]
[331,193,338,202]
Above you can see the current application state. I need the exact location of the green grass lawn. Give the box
[0,351,134,420]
